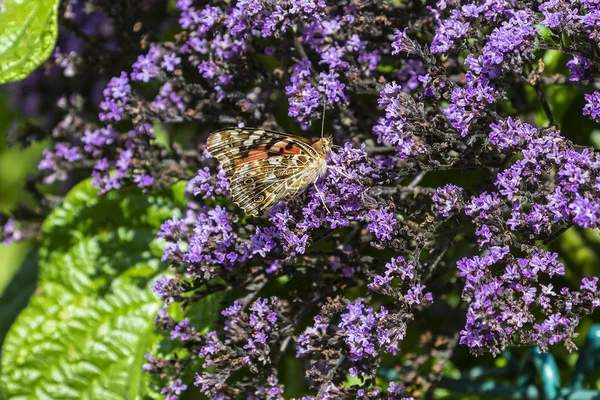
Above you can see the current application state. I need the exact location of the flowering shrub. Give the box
[1,0,600,398]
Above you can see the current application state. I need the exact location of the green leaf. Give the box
[0,240,34,295]
[0,250,37,355]
[1,180,182,399]
[0,0,59,84]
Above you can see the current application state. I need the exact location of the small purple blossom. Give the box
[583,91,600,123]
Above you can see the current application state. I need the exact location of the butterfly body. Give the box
[207,128,332,216]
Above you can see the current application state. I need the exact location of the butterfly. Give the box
[207,127,333,217]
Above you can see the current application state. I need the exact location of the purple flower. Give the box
[392,28,418,55]
[567,55,593,82]
[339,300,378,361]
[581,277,598,293]
[365,207,397,242]
[131,45,161,82]
[162,53,181,72]
[432,184,464,216]
[170,380,187,395]
[369,256,415,294]
[372,81,424,158]
[583,91,600,123]
[405,284,430,305]
[430,10,470,54]
[489,117,537,150]
[465,192,500,219]
[2,218,23,245]
[569,194,599,229]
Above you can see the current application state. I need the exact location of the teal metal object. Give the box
[437,324,600,399]
[379,324,600,399]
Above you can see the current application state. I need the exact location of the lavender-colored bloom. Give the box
[583,91,600,123]
[447,78,500,135]
[319,71,347,105]
[372,81,425,158]
[405,284,429,305]
[285,60,321,126]
[171,318,195,341]
[369,256,415,294]
[55,142,82,162]
[489,117,537,150]
[2,218,23,245]
[133,174,155,188]
[188,167,230,198]
[581,277,599,293]
[432,184,464,216]
[153,275,175,299]
[170,380,187,395]
[391,28,419,55]
[365,207,397,242]
[569,194,599,229]
[161,53,181,72]
[131,46,161,82]
[567,55,593,82]
[338,300,379,361]
[82,125,117,156]
[430,10,470,54]
[465,192,500,219]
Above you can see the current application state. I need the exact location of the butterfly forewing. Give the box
[207,128,329,216]
[208,128,318,171]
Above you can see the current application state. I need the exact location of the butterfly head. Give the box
[319,136,333,154]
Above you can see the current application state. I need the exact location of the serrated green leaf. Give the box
[1,180,182,399]
[0,0,59,84]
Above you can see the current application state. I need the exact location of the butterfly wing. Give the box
[207,128,319,173]
[229,154,322,216]
[207,128,326,216]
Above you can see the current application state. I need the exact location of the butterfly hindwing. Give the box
[229,154,319,215]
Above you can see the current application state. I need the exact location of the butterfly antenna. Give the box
[320,89,326,138]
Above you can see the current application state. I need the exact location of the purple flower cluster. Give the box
[457,246,600,354]
[1,219,22,245]
[488,124,600,233]
[583,91,600,123]
[292,257,432,392]
[99,72,131,122]
[567,55,594,82]
[187,166,230,199]
[295,294,427,393]
[373,82,425,159]
[173,0,380,127]
[432,184,464,217]
[449,112,600,353]
[365,207,397,243]
[194,297,285,398]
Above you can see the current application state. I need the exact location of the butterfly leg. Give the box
[313,183,331,214]
[327,166,361,184]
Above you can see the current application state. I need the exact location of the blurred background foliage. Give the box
[0,93,44,295]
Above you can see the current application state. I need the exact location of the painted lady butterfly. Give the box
[207,128,332,217]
